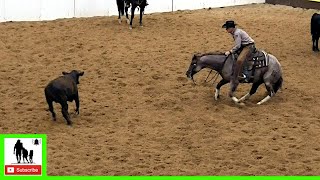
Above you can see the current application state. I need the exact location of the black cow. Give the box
[44,70,84,125]
[311,13,320,51]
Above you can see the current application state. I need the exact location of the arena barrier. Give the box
[0,0,265,22]
[266,0,320,9]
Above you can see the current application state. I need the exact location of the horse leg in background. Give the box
[125,5,130,24]
[214,79,229,100]
[239,81,263,102]
[139,7,145,26]
[118,10,121,24]
[117,0,124,24]
[129,5,136,29]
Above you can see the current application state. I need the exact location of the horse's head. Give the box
[186,54,202,80]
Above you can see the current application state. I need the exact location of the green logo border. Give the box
[0,134,47,178]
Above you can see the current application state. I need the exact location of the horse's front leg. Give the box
[257,82,274,105]
[229,79,244,105]
[214,79,228,100]
[239,81,263,102]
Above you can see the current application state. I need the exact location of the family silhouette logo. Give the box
[1,134,47,176]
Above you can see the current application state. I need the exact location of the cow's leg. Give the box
[312,34,319,51]
[316,35,319,51]
[214,79,229,100]
[48,101,56,121]
[74,94,80,115]
[129,6,136,29]
[45,96,56,121]
[239,81,263,102]
[61,102,71,125]
[312,35,315,51]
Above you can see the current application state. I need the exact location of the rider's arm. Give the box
[230,33,241,53]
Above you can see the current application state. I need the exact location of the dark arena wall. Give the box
[266,0,320,9]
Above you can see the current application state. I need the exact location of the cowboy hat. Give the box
[222,20,237,29]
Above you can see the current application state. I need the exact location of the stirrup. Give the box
[238,73,246,80]
[238,74,249,82]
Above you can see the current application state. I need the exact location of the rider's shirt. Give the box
[230,28,255,53]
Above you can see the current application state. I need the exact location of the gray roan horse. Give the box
[186,51,283,105]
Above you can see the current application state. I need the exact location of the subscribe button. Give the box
[5,165,42,175]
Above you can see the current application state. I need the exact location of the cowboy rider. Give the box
[223,20,256,83]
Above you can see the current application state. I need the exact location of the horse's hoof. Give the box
[118,19,121,24]
[129,26,132,30]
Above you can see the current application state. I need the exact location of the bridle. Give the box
[188,54,230,85]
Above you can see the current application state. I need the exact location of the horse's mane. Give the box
[194,51,225,57]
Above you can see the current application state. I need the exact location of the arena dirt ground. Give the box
[0,3,320,176]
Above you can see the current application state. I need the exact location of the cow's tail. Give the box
[117,0,125,16]
[273,76,283,93]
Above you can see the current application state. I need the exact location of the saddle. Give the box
[247,50,269,71]
[233,49,269,82]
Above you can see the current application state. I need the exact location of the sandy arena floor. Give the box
[0,3,320,175]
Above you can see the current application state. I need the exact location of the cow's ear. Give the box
[78,71,84,76]
[62,71,69,75]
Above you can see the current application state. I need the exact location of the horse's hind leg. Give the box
[239,81,263,102]
[214,79,228,100]
[257,82,274,105]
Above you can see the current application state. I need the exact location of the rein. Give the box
[203,55,229,85]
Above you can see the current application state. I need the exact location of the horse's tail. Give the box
[117,0,125,15]
[273,76,283,93]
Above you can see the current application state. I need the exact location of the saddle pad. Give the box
[250,50,269,69]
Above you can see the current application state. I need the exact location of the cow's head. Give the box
[63,70,84,84]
